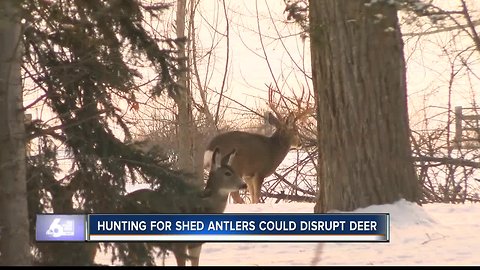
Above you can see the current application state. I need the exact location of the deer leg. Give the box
[230,176,254,204]
[172,244,188,266]
[187,244,203,266]
[251,175,264,204]
[230,190,245,204]
[245,176,257,203]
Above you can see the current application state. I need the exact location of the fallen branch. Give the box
[262,191,316,203]
[413,156,480,168]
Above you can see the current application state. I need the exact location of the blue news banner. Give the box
[36,213,389,242]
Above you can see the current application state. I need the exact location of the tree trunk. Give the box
[0,0,31,265]
[175,0,201,181]
[309,0,421,212]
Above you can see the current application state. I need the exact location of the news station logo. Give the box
[36,214,86,241]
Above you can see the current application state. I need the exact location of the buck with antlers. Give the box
[123,148,246,266]
[204,86,310,204]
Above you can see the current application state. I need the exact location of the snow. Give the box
[95,199,480,266]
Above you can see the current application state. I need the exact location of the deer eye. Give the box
[224,171,232,177]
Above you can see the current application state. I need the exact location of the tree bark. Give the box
[0,0,31,265]
[310,0,421,212]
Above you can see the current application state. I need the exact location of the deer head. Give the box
[204,148,247,198]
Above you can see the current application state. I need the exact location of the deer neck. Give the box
[200,189,229,213]
[269,131,292,168]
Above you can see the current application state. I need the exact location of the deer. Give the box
[123,148,247,266]
[204,112,301,204]
[203,86,311,204]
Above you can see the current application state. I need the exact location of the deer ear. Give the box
[222,148,236,166]
[267,112,281,127]
[211,148,222,171]
[286,112,296,126]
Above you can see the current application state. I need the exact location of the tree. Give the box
[20,0,192,265]
[309,0,421,212]
[174,0,200,180]
[0,0,31,265]
[133,0,232,182]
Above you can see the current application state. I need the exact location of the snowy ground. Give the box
[95,199,480,266]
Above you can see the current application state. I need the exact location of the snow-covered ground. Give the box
[95,199,480,266]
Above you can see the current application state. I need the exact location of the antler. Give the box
[267,84,284,120]
[266,83,314,122]
[291,85,314,122]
